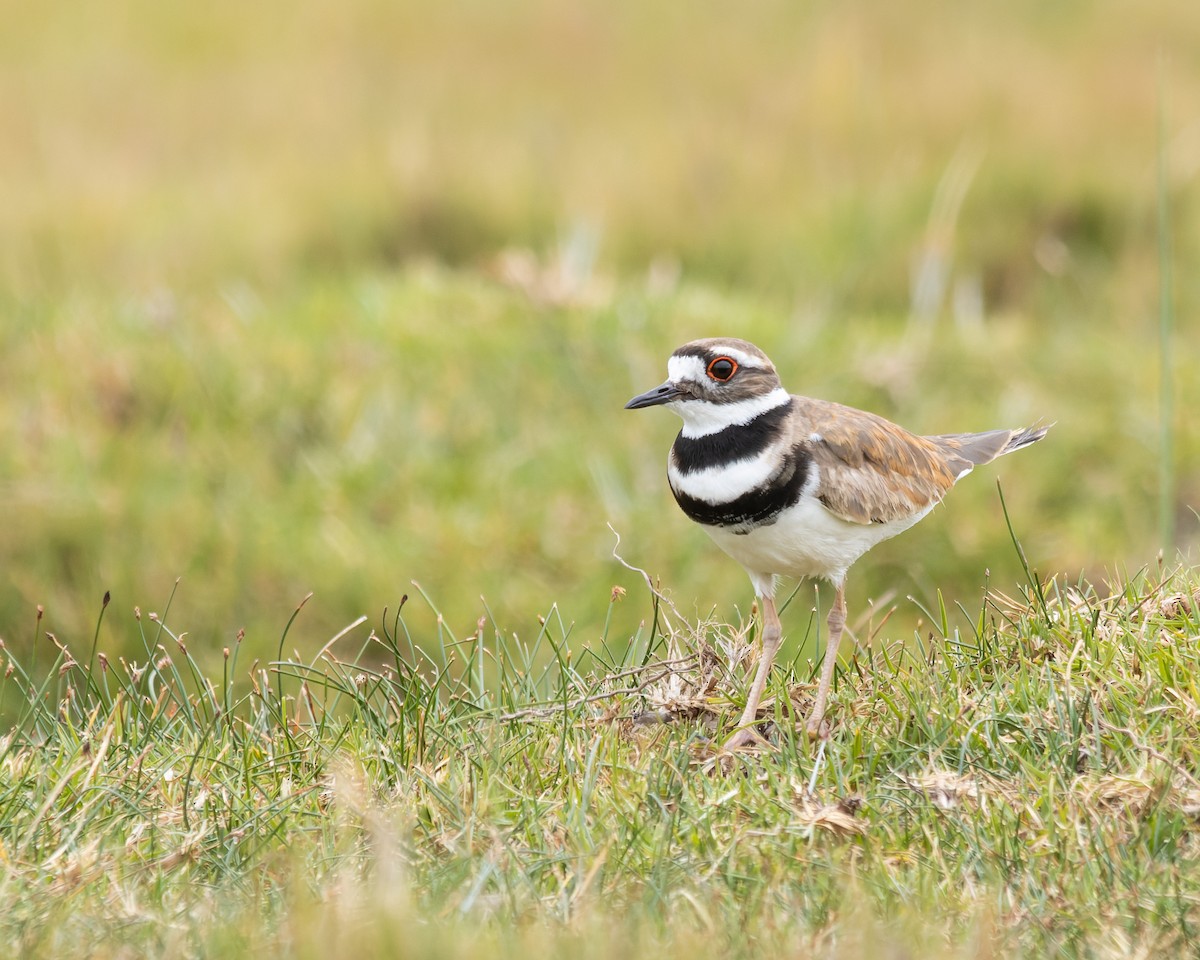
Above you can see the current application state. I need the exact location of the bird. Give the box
[625,337,1048,749]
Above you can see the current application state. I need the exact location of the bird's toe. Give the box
[722,726,768,752]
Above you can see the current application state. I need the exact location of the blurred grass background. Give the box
[1,0,1197,663]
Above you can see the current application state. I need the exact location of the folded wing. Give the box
[792,396,1048,525]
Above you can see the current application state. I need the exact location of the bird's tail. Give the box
[929,422,1052,471]
[1000,423,1052,456]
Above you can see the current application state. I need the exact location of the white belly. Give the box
[702,495,934,596]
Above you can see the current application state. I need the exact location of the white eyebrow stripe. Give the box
[706,345,764,369]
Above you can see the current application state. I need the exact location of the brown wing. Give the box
[792,397,968,525]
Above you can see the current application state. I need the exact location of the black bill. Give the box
[624,380,681,409]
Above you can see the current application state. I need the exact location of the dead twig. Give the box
[496,662,700,720]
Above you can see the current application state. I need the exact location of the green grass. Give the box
[4,564,1200,958]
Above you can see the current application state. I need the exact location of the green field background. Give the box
[2,0,1198,667]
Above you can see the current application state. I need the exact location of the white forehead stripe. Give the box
[673,388,791,438]
[667,355,708,382]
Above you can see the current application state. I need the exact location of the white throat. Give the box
[669,387,791,438]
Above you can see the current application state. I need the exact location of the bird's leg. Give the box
[723,593,783,750]
[807,581,846,737]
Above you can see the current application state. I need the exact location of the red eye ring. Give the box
[706,356,738,382]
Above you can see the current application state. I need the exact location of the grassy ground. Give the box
[3,564,1200,958]
[4,1,1200,956]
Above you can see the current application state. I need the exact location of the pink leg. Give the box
[723,594,782,750]
[807,581,846,737]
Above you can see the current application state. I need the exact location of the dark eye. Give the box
[707,357,738,382]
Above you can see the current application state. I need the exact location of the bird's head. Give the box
[625,338,788,437]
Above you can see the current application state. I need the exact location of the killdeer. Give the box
[626,337,1048,748]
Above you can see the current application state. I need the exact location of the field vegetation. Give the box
[2,0,1200,956]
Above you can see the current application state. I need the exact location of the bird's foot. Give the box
[721,725,769,752]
